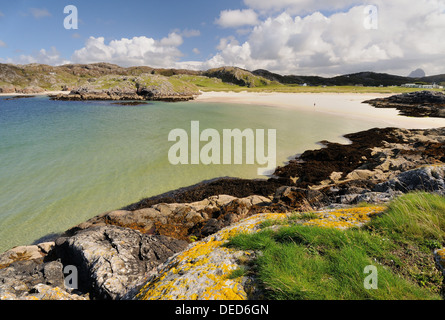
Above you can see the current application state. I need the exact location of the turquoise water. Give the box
[0,96,392,252]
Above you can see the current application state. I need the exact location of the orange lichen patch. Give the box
[0,251,33,270]
[153,220,190,241]
[302,206,386,230]
[135,213,287,300]
[105,220,155,234]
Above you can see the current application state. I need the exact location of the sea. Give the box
[0,95,435,252]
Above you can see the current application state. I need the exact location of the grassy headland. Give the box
[227,192,445,300]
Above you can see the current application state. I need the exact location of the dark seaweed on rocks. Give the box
[363,91,445,118]
[122,127,445,211]
[273,127,403,187]
[122,177,292,211]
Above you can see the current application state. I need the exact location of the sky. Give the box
[0,0,444,77]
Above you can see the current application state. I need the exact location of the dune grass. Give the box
[226,192,445,300]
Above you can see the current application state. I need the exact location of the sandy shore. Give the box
[196,91,445,129]
[0,91,70,97]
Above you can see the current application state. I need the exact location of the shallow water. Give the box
[0,95,424,252]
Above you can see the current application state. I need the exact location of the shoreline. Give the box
[0,92,444,249]
[195,91,445,129]
[0,91,70,97]
[0,118,444,299]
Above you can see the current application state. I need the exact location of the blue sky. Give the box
[0,0,244,62]
[0,0,444,76]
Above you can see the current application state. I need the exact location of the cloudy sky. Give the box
[0,0,444,76]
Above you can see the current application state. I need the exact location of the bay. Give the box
[0,95,409,252]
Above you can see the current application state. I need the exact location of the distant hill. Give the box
[1,62,444,92]
[203,66,276,87]
[252,70,427,87]
[408,68,426,78]
[420,74,445,85]
[252,69,327,86]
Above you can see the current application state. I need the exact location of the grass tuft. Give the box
[226,192,445,300]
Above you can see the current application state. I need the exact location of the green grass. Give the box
[3,68,445,94]
[367,192,445,243]
[226,192,445,300]
[171,75,445,94]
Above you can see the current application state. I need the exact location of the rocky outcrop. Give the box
[0,242,54,270]
[374,165,445,195]
[274,127,445,189]
[64,195,272,242]
[18,86,45,94]
[0,246,88,300]
[0,85,17,94]
[128,213,286,300]
[128,206,387,300]
[50,74,200,102]
[1,126,445,300]
[54,226,188,300]
[363,91,445,118]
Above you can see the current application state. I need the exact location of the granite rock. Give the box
[54,226,188,300]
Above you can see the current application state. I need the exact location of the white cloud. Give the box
[5,47,70,66]
[0,11,4,17]
[192,48,200,55]
[71,34,185,68]
[203,0,445,76]
[243,0,363,15]
[0,40,6,48]
[215,9,259,28]
[29,8,51,19]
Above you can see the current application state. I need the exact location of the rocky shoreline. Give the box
[363,91,445,118]
[1,125,444,300]
[49,74,201,102]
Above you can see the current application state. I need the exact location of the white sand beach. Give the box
[196,91,445,129]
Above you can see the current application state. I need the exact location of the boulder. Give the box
[0,259,72,300]
[54,226,188,300]
[374,165,445,194]
[64,194,271,242]
[273,186,327,210]
[345,169,375,181]
[0,242,54,269]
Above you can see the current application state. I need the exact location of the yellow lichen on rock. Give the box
[134,213,287,300]
[302,206,386,229]
[132,208,387,300]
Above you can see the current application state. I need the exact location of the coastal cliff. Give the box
[0,126,444,300]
